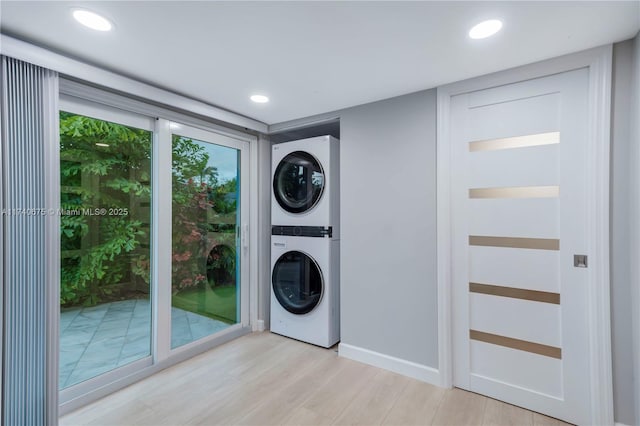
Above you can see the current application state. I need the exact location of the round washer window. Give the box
[272,251,323,315]
[273,151,325,214]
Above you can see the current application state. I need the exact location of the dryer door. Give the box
[272,251,323,314]
[273,151,325,214]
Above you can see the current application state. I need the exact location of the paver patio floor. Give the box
[60,299,231,389]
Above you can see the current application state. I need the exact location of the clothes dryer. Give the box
[270,228,339,348]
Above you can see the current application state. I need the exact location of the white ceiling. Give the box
[1,1,639,125]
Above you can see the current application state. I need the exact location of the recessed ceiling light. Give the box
[73,9,113,32]
[250,94,269,104]
[95,143,110,147]
[469,19,502,39]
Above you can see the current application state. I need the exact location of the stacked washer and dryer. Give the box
[270,135,340,348]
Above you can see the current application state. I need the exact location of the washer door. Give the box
[273,151,325,214]
[272,251,323,315]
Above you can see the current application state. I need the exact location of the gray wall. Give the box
[339,89,438,368]
[610,39,637,426]
[630,32,640,426]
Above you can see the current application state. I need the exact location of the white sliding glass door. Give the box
[58,98,252,408]
[58,97,155,392]
[167,124,250,350]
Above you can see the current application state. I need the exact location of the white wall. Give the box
[610,39,636,426]
[257,134,271,330]
[338,89,438,369]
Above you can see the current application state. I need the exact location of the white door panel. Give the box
[469,246,560,293]
[451,68,591,424]
[468,144,559,188]
[470,341,563,398]
[465,93,560,142]
[470,293,561,347]
[466,74,563,107]
[468,198,558,238]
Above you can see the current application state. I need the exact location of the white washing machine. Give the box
[272,136,339,235]
[270,229,339,348]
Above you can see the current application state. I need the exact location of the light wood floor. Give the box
[61,332,570,426]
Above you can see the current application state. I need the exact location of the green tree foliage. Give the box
[60,113,237,306]
[171,135,214,291]
[60,112,151,306]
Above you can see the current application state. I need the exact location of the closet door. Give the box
[450,68,592,424]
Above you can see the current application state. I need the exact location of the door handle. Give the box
[242,223,249,249]
[574,254,588,268]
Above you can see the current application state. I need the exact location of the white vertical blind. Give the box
[1,55,59,426]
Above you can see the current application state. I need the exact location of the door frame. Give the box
[436,45,613,425]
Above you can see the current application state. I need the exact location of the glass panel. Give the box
[59,111,152,389]
[272,251,323,314]
[273,151,324,214]
[171,134,239,348]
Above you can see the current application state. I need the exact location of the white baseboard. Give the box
[338,343,441,386]
[253,319,265,332]
[614,423,631,426]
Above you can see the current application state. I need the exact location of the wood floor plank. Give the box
[532,412,572,426]
[300,357,378,421]
[381,378,446,426]
[234,398,297,426]
[482,398,534,426]
[272,350,343,408]
[432,388,488,426]
[332,369,407,425]
[60,398,155,426]
[60,333,574,426]
[282,406,334,426]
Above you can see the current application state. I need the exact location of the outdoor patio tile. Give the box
[96,319,132,332]
[123,330,150,344]
[91,330,125,344]
[80,304,110,314]
[133,299,151,311]
[89,338,124,352]
[81,348,121,361]
[171,316,187,326]
[60,309,81,329]
[60,330,95,346]
[126,321,151,333]
[72,355,117,368]
[103,305,131,315]
[171,337,194,348]
[132,312,151,321]
[116,354,149,367]
[122,331,151,343]
[74,309,109,322]
[171,335,193,347]
[60,347,85,365]
[67,365,115,386]
[59,365,76,388]
[119,345,150,360]
[189,322,229,341]
[123,333,151,348]
[66,315,104,326]
[59,300,235,389]
[65,323,102,335]
[107,301,136,312]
